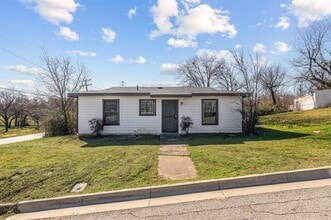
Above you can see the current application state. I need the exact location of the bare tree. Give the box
[40,50,90,135]
[177,52,225,87]
[216,60,242,91]
[0,89,19,132]
[232,49,265,134]
[292,21,331,89]
[10,94,30,127]
[260,64,286,107]
[29,97,47,129]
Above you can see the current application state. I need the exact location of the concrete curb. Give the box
[2,166,331,214]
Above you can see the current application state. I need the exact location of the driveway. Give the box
[0,133,44,145]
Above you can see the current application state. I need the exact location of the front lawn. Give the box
[185,108,331,179]
[0,136,161,203]
[0,108,330,204]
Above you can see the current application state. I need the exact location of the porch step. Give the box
[160,133,181,144]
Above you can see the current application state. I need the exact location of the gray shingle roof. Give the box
[68,86,250,97]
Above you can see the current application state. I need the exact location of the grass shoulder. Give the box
[0,126,42,139]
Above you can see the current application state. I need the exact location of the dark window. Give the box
[103,100,119,125]
[202,99,218,125]
[139,99,156,116]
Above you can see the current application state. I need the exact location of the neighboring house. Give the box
[68,87,249,135]
[293,89,331,111]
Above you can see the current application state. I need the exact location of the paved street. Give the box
[54,185,331,220]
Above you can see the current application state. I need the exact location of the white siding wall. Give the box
[315,89,331,108]
[78,96,161,135]
[293,89,331,111]
[178,96,242,133]
[78,95,242,135]
[293,95,315,111]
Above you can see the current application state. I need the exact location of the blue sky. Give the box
[1,0,331,92]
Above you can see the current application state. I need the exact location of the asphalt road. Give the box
[56,185,331,220]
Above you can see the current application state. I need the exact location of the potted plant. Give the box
[180,116,193,135]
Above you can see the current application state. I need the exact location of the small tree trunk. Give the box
[4,117,9,132]
[36,119,40,129]
[270,90,277,106]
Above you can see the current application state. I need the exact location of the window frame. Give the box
[103,99,120,125]
[139,99,156,116]
[201,99,219,125]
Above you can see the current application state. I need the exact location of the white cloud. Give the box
[167,37,197,48]
[150,0,179,38]
[58,26,79,41]
[19,0,79,25]
[280,3,287,9]
[290,0,331,27]
[177,4,237,38]
[7,80,34,87]
[274,41,291,53]
[128,7,137,19]
[111,55,124,63]
[234,44,242,49]
[3,65,44,75]
[66,50,96,57]
[253,43,266,53]
[141,80,178,87]
[275,16,290,29]
[150,0,237,47]
[130,56,146,64]
[160,63,179,73]
[101,28,116,43]
[196,49,232,61]
[181,0,201,11]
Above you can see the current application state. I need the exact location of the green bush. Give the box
[88,118,104,136]
[44,112,76,136]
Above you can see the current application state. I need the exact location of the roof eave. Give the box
[68,92,151,97]
[150,94,193,97]
[68,91,252,98]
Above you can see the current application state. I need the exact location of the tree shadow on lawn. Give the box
[80,127,309,148]
[182,127,309,146]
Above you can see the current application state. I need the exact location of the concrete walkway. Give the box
[158,135,197,180]
[0,133,44,145]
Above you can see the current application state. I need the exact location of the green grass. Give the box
[0,108,330,204]
[0,126,42,139]
[185,107,331,179]
[0,136,162,203]
[259,107,331,126]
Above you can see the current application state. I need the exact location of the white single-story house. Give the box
[293,89,331,111]
[68,86,249,135]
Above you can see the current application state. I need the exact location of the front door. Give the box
[162,100,178,133]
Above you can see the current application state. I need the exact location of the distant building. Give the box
[293,89,331,111]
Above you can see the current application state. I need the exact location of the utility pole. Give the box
[82,79,92,91]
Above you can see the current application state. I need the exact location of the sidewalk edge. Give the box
[2,166,330,214]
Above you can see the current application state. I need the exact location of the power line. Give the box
[0,46,48,72]
[1,41,101,92]
[0,87,49,97]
